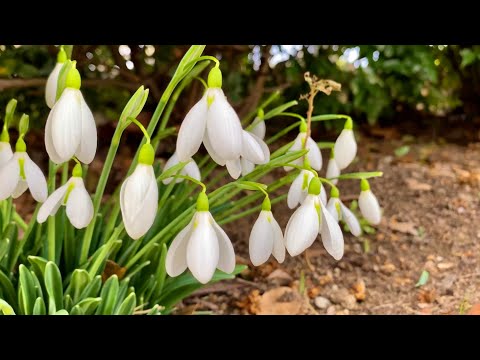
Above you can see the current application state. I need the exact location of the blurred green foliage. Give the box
[0,45,477,129]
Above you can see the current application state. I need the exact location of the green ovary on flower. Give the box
[308,177,321,195]
[207,66,222,88]
[65,63,81,90]
[138,143,155,165]
[196,191,209,212]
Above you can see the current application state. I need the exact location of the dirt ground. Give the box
[179,132,480,315]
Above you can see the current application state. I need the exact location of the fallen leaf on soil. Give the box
[352,279,366,301]
[437,262,455,271]
[417,289,436,304]
[467,304,480,315]
[256,287,310,315]
[102,260,127,282]
[388,218,417,235]
[405,178,432,191]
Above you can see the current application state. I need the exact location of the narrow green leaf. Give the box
[152,244,168,301]
[28,256,49,278]
[75,297,101,315]
[156,161,188,182]
[19,264,36,315]
[70,305,84,315]
[0,299,15,315]
[65,269,91,303]
[264,100,298,120]
[0,269,17,310]
[334,171,383,180]
[64,294,73,312]
[115,292,136,315]
[44,262,64,312]
[96,275,119,315]
[32,297,46,315]
[415,270,429,287]
[78,275,102,300]
[54,309,69,315]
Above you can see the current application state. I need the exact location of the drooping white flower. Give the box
[249,198,285,266]
[45,47,67,109]
[0,141,13,167]
[0,141,47,203]
[161,152,200,185]
[166,191,236,284]
[120,144,158,240]
[333,118,357,170]
[326,149,340,185]
[358,179,381,225]
[176,87,243,164]
[45,65,97,164]
[284,129,322,172]
[37,165,93,229]
[239,130,270,178]
[319,200,345,260]
[326,190,361,237]
[287,170,327,209]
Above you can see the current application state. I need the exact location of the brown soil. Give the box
[179,134,480,315]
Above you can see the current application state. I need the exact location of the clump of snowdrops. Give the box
[0,45,382,315]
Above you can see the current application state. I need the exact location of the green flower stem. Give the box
[332,171,383,180]
[317,141,335,149]
[311,114,352,122]
[12,212,27,231]
[10,205,40,271]
[47,160,56,262]
[266,121,301,145]
[218,194,287,225]
[61,162,69,184]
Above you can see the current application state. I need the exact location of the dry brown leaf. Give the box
[417,289,436,304]
[102,260,127,283]
[256,287,310,315]
[352,279,366,301]
[405,178,432,191]
[388,218,417,235]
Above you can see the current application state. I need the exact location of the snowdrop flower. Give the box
[285,178,322,256]
[285,177,344,260]
[0,132,13,167]
[249,197,285,266]
[287,169,327,209]
[45,63,97,164]
[166,191,236,284]
[161,152,201,185]
[37,164,93,229]
[326,149,340,185]
[120,144,158,240]
[358,179,381,225]
[45,46,67,109]
[176,66,243,169]
[250,116,266,139]
[230,129,270,179]
[284,122,322,172]
[333,118,357,170]
[326,187,361,237]
[0,138,47,202]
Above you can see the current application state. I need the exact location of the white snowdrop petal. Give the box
[319,183,327,206]
[251,118,266,139]
[37,183,69,223]
[241,130,265,164]
[203,130,226,166]
[320,202,344,260]
[176,95,208,162]
[326,158,340,185]
[182,158,201,182]
[45,62,63,109]
[121,165,159,239]
[287,171,304,209]
[340,202,362,237]
[249,132,270,164]
[165,216,196,277]
[240,157,255,177]
[283,133,304,171]
[210,213,236,274]
[66,184,94,229]
[306,136,322,170]
[51,88,82,161]
[44,110,64,164]
[333,129,357,170]
[226,159,242,179]
[0,156,19,201]
[11,181,28,199]
[206,89,243,161]
[186,212,219,284]
[285,195,320,256]
[24,155,47,202]
[270,215,285,263]
[161,153,182,185]
[326,198,342,222]
[0,142,13,167]
[249,211,274,266]
[125,170,158,239]
[75,95,97,164]
[358,190,381,225]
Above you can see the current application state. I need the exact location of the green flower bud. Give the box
[299,121,307,133]
[261,196,271,211]
[72,163,83,178]
[19,114,29,136]
[196,191,209,211]
[344,117,353,130]
[207,66,222,88]
[0,128,9,142]
[138,143,155,165]
[330,186,340,198]
[65,62,81,90]
[57,46,67,63]
[308,177,321,195]
[16,137,26,152]
[360,178,370,191]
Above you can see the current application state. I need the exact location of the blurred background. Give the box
[1,45,480,140]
